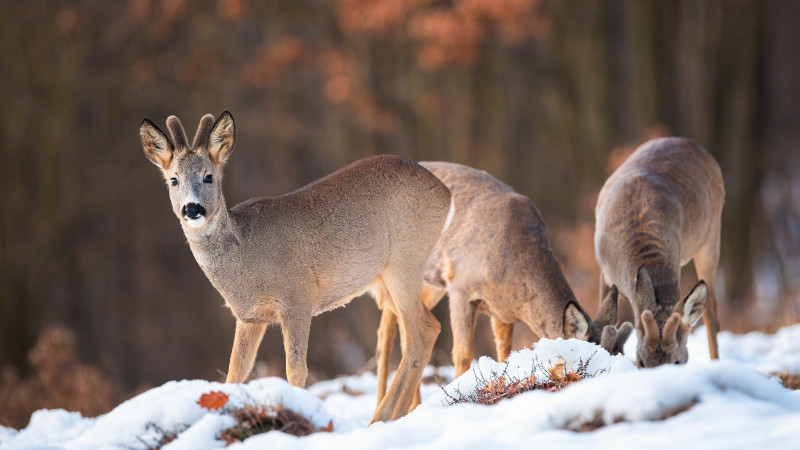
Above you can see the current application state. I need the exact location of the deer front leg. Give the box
[490,317,513,363]
[694,242,721,360]
[449,292,477,377]
[226,320,268,383]
[280,308,313,387]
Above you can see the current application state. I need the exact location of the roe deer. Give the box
[139,111,452,423]
[375,162,633,408]
[594,137,724,367]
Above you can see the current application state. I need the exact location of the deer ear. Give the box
[599,325,617,354]
[140,119,173,169]
[675,280,708,327]
[595,285,619,327]
[564,302,590,340]
[208,110,235,164]
[614,322,634,354]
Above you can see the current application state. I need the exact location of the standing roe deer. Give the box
[595,137,724,368]
[375,162,633,407]
[139,111,452,422]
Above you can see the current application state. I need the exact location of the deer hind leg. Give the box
[396,318,424,413]
[376,283,446,410]
[410,285,446,411]
[693,240,721,360]
[371,272,440,423]
[226,320,268,383]
[490,317,513,363]
[375,307,398,405]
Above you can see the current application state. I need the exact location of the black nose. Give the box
[182,203,206,219]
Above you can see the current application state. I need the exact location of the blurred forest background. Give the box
[1,0,799,428]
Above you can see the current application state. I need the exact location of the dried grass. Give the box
[441,352,603,406]
[0,325,123,429]
[773,370,800,390]
[218,404,332,445]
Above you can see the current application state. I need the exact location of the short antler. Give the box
[641,310,660,348]
[166,116,189,149]
[192,114,215,150]
[661,312,681,350]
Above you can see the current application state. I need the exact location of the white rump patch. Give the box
[185,216,206,228]
[443,197,455,231]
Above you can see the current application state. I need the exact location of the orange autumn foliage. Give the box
[336,0,546,68]
[197,391,230,411]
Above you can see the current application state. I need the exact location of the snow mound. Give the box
[0,427,16,442]
[4,333,800,449]
[710,324,800,374]
[424,337,636,408]
[1,378,345,449]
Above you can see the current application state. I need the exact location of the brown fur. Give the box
[374,162,632,411]
[140,111,451,423]
[595,137,725,367]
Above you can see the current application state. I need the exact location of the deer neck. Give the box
[612,218,681,305]
[629,258,681,319]
[523,247,580,338]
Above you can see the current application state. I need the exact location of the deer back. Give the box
[421,162,619,342]
[594,137,724,366]
[211,156,453,318]
[596,137,723,310]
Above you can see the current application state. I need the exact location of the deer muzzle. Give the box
[182,202,207,227]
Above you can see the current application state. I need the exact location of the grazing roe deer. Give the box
[375,162,633,408]
[139,111,452,422]
[595,137,724,367]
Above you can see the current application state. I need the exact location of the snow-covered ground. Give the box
[2,325,800,449]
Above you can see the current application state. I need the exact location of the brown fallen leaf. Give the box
[564,371,581,383]
[479,376,507,396]
[197,391,229,411]
[548,357,566,382]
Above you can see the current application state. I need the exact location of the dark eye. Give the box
[674,361,680,365]
[170,178,178,186]
[204,174,212,184]
[638,359,644,368]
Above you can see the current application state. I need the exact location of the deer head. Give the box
[564,285,634,355]
[139,111,235,233]
[633,266,708,367]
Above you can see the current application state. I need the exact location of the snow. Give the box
[696,326,800,373]
[3,325,800,449]
[0,429,15,443]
